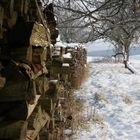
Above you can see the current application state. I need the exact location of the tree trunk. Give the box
[123,44,129,68]
[123,44,134,73]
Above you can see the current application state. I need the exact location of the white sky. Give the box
[85,39,114,52]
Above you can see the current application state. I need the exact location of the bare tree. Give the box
[47,0,140,65]
[95,0,140,61]
[53,0,98,42]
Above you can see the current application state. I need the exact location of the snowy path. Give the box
[73,59,140,140]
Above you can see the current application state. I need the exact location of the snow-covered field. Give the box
[73,57,140,140]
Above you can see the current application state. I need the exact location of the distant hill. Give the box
[87,47,140,57]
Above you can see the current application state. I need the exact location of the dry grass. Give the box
[93,57,115,63]
[71,64,89,89]
[82,64,89,82]
[61,95,85,134]
[123,95,133,104]
[69,98,105,135]
[94,92,108,103]
[92,110,104,124]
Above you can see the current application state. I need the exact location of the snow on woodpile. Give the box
[73,57,140,140]
[49,44,87,88]
[63,53,72,58]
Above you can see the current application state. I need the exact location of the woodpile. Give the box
[0,0,87,139]
[70,46,87,88]
[50,45,87,89]
[40,45,88,139]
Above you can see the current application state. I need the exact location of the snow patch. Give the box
[62,63,70,67]
[63,53,72,58]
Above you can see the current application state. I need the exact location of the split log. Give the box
[0,120,27,139]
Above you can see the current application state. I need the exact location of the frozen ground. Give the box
[73,57,140,140]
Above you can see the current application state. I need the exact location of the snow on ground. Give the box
[73,57,140,140]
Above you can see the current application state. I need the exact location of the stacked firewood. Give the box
[50,45,87,89]
[69,46,87,88]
